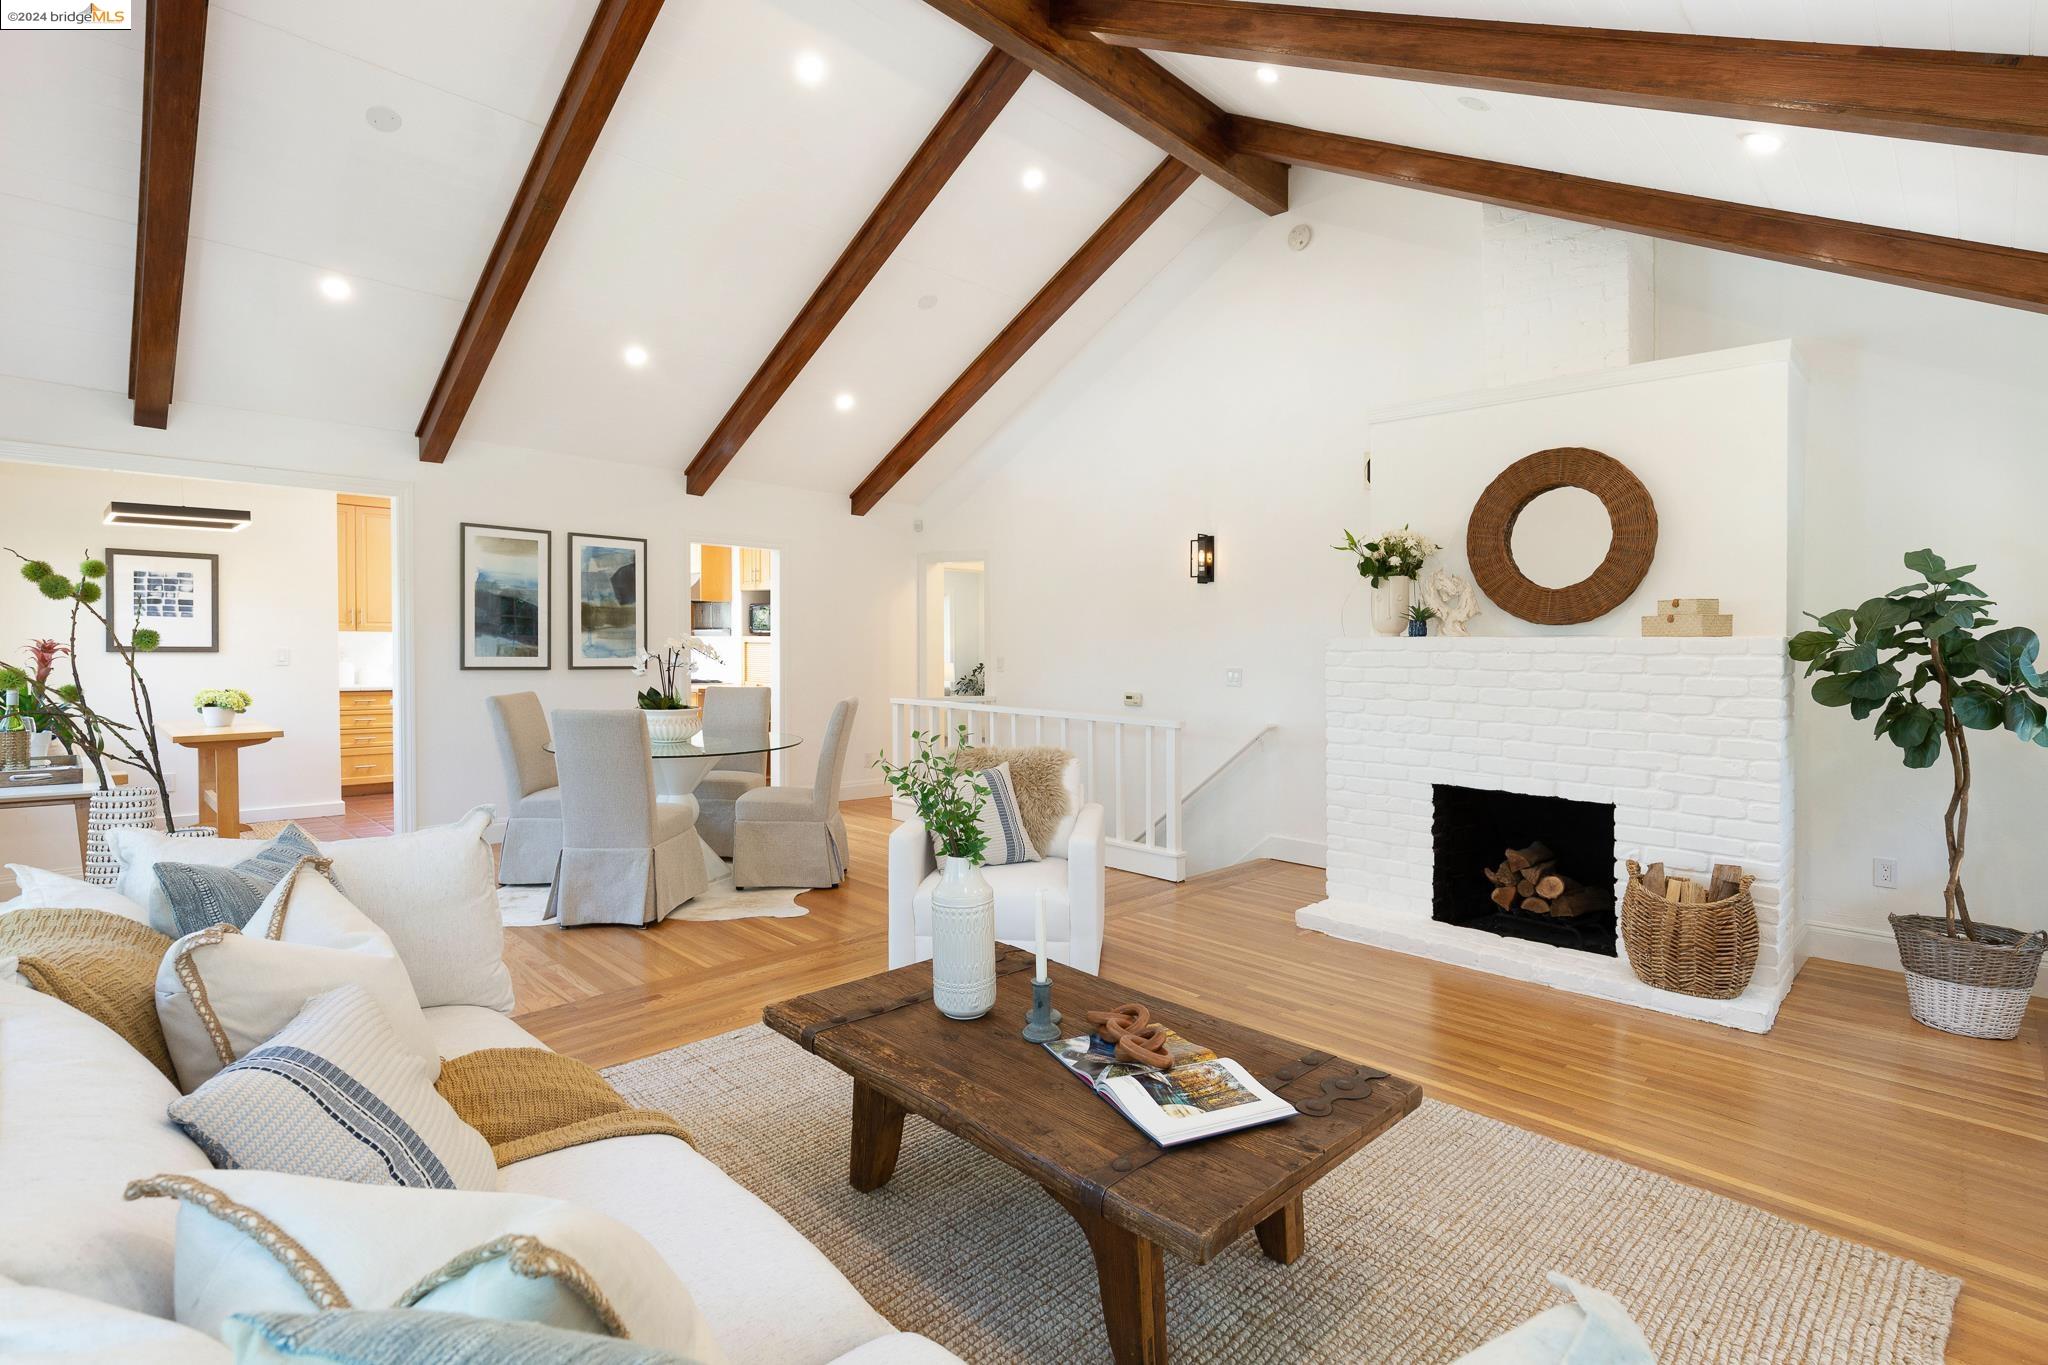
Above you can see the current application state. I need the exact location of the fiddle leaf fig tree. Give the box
[1789,550,2046,942]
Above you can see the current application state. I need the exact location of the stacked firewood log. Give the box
[1482,842,1602,918]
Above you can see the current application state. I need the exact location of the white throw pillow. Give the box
[126,1169,728,1361]
[169,984,494,1190]
[2,864,155,926]
[0,1275,230,1363]
[108,827,252,935]
[155,860,436,1092]
[317,807,514,1013]
[0,980,213,1320]
[953,762,1040,866]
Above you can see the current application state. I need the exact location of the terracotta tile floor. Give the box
[294,792,395,842]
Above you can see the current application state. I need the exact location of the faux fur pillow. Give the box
[955,746,1072,854]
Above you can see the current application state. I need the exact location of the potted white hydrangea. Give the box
[194,688,252,728]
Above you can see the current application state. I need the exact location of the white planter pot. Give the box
[1371,577,1415,636]
[200,706,238,728]
[929,855,996,1020]
[642,707,702,745]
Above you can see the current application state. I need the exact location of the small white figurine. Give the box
[1425,569,1480,637]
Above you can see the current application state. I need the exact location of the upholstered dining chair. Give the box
[694,685,770,859]
[485,692,562,886]
[546,710,708,926]
[733,697,856,890]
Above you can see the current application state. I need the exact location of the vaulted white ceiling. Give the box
[1,0,2044,508]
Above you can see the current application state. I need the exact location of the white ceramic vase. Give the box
[200,706,236,728]
[929,855,996,1020]
[642,707,703,745]
[1371,577,1415,636]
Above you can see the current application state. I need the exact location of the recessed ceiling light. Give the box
[1020,166,1046,192]
[1457,95,1491,112]
[364,105,403,134]
[1254,66,1280,85]
[317,274,352,302]
[622,344,649,369]
[1741,130,1783,155]
[793,50,827,87]
[833,392,856,413]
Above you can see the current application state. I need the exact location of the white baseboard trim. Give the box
[839,777,889,802]
[167,800,346,826]
[1803,917,2048,997]
[1249,835,1326,869]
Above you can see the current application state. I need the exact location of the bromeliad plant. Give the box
[874,725,989,865]
[1333,525,1440,586]
[1789,549,2046,942]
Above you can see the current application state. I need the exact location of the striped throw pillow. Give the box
[153,825,327,937]
[964,761,1040,867]
[168,984,492,1190]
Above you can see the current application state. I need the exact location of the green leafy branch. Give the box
[874,725,990,865]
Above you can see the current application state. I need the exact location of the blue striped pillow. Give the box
[153,824,328,937]
[225,1310,694,1364]
[968,762,1040,867]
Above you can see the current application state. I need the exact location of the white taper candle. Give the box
[1034,888,1048,982]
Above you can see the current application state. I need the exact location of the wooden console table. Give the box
[169,724,284,837]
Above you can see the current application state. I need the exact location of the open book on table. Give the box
[1045,1027,1296,1148]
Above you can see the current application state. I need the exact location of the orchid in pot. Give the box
[875,725,995,1019]
[1334,525,1441,636]
[633,636,722,743]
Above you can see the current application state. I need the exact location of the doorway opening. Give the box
[689,542,780,776]
[919,557,988,701]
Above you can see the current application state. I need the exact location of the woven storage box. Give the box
[1622,860,1758,999]
[0,729,27,770]
[1890,914,2046,1040]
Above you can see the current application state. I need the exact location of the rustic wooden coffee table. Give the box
[764,946,1422,1364]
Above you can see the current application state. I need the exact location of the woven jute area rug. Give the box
[606,1025,1959,1365]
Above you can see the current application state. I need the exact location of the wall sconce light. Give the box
[1190,533,1215,584]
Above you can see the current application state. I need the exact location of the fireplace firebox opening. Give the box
[1432,784,1617,956]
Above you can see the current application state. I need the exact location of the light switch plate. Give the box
[1225,668,1243,688]
[273,649,290,667]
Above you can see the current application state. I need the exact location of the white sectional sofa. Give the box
[0,977,957,1363]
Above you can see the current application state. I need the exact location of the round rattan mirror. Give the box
[1466,447,1658,625]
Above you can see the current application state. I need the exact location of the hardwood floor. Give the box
[505,797,2047,1362]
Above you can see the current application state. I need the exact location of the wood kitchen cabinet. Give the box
[743,639,775,687]
[696,544,732,602]
[738,546,769,589]
[339,689,393,793]
[337,494,392,632]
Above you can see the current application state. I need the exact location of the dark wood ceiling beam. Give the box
[1231,118,2048,314]
[129,0,209,429]
[850,156,1197,515]
[686,49,1029,497]
[1058,0,2048,155]
[416,0,663,463]
[917,0,1286,214]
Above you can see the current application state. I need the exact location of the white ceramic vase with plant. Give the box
[194,687,251,729]
[877,725,995,1020]
[633,637,721,744]
[1334,526,1442,636]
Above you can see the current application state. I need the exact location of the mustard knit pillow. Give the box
[0,906,175,1080]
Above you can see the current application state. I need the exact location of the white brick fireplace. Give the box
[1299,635,1797,1031]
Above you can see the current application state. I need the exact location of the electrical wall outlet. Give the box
[1225,668,1243,688]
[1123,692,1143,708]
[1872,858,1899,890]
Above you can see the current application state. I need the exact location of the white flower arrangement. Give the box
[633,636,723,710]
[1333,525,1441,586]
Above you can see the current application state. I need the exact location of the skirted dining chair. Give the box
[485,692,562,886]
[733,697,856,890]
[693,685,770,860]
[546,709,708,926]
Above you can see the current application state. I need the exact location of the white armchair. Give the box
[888,765,1106,974]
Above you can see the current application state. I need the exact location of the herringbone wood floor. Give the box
[505,797,2048,1362]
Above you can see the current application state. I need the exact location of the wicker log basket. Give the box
[1890,914,2046,1041]
[1621,860,1758,1000]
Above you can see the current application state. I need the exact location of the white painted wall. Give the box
[918,174,1486,873]
[0,464,343,883]
[918,171,2048,980]
[1656,245,2048,973]
[1364,343,1798,637]
[0,374,917,874]
[1480,207,1653,387]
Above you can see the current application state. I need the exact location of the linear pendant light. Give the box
[103,501,252,531]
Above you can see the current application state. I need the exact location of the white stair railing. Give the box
[888,698,1186,881]
[1150,724,1276,847]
